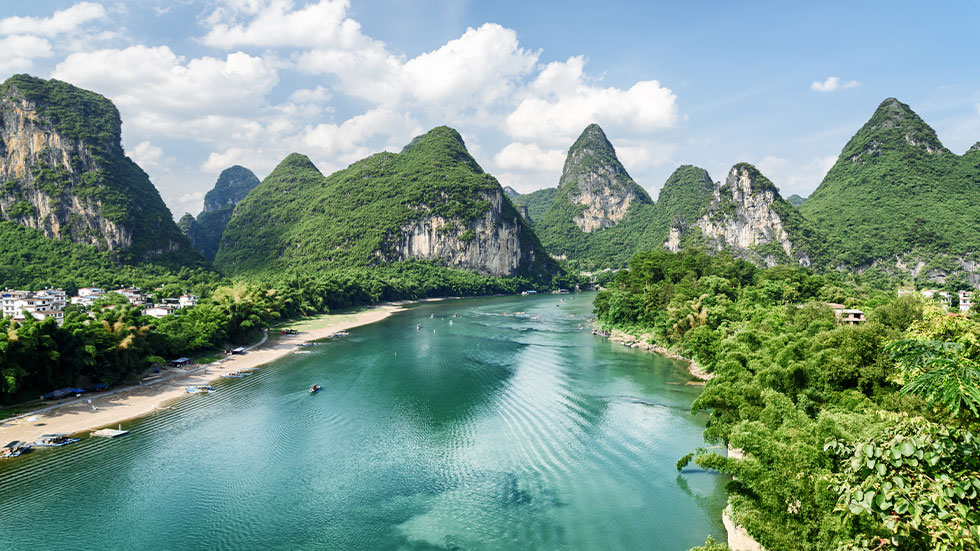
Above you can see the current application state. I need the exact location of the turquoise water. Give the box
[0,293,726,550]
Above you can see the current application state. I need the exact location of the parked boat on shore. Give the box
[1,441,31,458]
[32,434,80,447]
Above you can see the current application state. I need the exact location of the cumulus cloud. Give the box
[52,46,279,140]
[128,141,166,170]
[494,142,566,172]
[0,35,53,73]
[505,56,679,146]
[755,155,837,196]
[0,2,106,37]
[302,107,421,164]
[298,23,538,117]
[811,76,860,92]
[202,0,363,49]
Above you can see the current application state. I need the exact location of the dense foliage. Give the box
[594,250,980,550]
[217,127,557,281]
[0,220,220,294]
[0,75,202,265]
[800,98,980,268]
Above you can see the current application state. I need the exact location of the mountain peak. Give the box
[968,141,980,154]
[568,123,613,157]
[203,165,260,212]
[553,124,651,232]
[841,98,948,162]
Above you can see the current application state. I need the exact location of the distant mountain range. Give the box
[2,74,979,288]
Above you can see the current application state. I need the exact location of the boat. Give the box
[309,384,322,394]
[91,428,128,438]
[186,385,216,393]
[1,441,30,458]
[32,434,80,447]
[220,372,244,378]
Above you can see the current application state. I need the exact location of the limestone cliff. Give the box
[665,163,815,267]
[390,188,540,276]
[552,123,651,232]
[0,74,197,263]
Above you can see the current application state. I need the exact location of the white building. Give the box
[1,291,65,326]
[143,306,176,319]
[959,290,974,313]
[178,294,199,308]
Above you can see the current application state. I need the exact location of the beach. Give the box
[0,301,419,445]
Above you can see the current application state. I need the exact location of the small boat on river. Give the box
[309,384,322,394]
[186,385,216,393]
[32,434,80,447]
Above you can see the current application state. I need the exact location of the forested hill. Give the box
[180,165,261,261]
[0,74,202,267]
[216,127,558,281]
[800,98,980,275]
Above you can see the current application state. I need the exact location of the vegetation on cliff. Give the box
[800,98,980,267]
[0,74,201,266]
[217,127,557,280]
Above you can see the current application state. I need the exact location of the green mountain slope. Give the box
[511,187,556,223]
[180,165,260,260]
[216,127,557,281]
[800,98,980,267]
[0,74,202,267]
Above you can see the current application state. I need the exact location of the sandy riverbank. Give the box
[0,300,429,445]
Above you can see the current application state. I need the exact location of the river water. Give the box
[0,293,726,550]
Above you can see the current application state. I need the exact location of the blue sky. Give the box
[3,1,979,217]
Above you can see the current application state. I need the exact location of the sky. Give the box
[2,0,979,218]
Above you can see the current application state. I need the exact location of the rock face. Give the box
[0,74,196,263]
[216,127,558,280]
[554,123,651,232]
[181,165,260,261]
[392,189,539,276]
[665,163,812,267]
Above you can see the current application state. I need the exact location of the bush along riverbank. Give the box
[594,250,980,551]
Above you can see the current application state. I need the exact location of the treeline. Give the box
[1,262,571,404]
[594,250,979,551]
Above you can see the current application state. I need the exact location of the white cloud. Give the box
[298,23,538,117]
[494,142,565,172]
[811,76,860,92]
[52,46,279,140]
[202,0,363,49]
[504,56,679,146]
[755,155,837,196]
[0,35,53,73]
[302,107,421,164]
[0,2,106,37]
[128,141,165,170]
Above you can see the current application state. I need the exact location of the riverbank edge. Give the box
[593,324,764,549]
[592,325,715,381]
[0,297,453,445]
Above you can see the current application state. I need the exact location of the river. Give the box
[0,293,727,550]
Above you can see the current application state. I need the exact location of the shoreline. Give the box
[594,327,715,381]
[0,299,444,446]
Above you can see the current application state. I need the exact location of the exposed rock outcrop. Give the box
[0,74,196,262]
[391,189,541,277]
[554,123,652,232]
[665,164,812,267]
